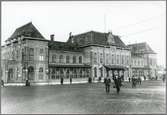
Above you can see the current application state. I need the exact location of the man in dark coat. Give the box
[61,77,64,85]
[128,77,131,83]
[138,77,141,85]
[104,76,111,93]
[113,74,121,94]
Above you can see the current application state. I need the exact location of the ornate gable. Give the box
[107,32,115,45]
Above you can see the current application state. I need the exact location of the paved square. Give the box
[1,80,166,114]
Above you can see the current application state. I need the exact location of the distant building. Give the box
[128,42,157,80]
[1,22,157,84]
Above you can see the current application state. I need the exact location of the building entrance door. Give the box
[28,66,35,81]
[7,68,14,83]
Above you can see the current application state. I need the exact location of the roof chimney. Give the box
[50,34,54,41]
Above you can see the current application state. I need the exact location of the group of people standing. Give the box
[130,76,142,88]
[104,71,123,94]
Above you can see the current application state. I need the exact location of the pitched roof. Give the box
[67,31,127,48]
[7,22,45,41]
[127,42,156,54]
[48,40,82,52]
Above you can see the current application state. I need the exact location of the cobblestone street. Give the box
[1,80,166,114]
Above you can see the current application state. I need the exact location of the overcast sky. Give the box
[1,1,166,67]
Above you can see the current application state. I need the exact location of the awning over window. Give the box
[103,65,128,70]
[49,64,91,68]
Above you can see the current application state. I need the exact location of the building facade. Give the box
[1,23,48,83]
[128,42,157,80]
[1,22,157,84]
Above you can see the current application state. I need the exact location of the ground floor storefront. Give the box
[132,67,157,80]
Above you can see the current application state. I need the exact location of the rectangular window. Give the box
[29,48,34,61]
[66,56,70,63]
[22,48,26,61]
[100,53,103,63]
[112,54,114,64]
[117,55,119,64]
[52,55,56,62]
[106,54,109,64]
[16,50,19,60]
[73,56,76,64]
[79,56,82,64]
[40,48,44,54]
[126,56,129,65]
[39,56,44,61]
[94,53,97,64]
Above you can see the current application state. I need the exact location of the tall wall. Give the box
[83,45,131,81]
[1,37,48,83]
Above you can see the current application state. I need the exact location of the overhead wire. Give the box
[114,13,164,31]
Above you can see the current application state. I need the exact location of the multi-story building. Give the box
[1,22,48,83]
[1,22,157,84]
[128,42,157,80]
[69,31,131,81]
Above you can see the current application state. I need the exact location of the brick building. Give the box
[128,42,157,80]
[1,22,157,84]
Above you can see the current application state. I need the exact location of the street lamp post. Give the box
[46,69,49,85]
[5,70,8,83]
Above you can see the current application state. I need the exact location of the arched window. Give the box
[117,55,119,64]
[73,56,76,63]
[39,67,44,80]
[100,67,103,77]
[28,66,34,80]
[122,55,124,65]
[52,55,56,62]
[39,67,43,73]
[112,54,114,64]
[59,55,64,63]
[79,56,82,64]
[66,56,70,63]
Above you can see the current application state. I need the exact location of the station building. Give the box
[128,42,157,80]
[1,22,157,84]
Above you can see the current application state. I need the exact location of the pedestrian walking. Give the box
[104,76,111,93]
[88,77,92,83]
[60,77,64,85]
[132,76,136,88]
[25,79,30,86]
[138,77,141,85]
[128,77,131,83]
[113,74,120,94]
